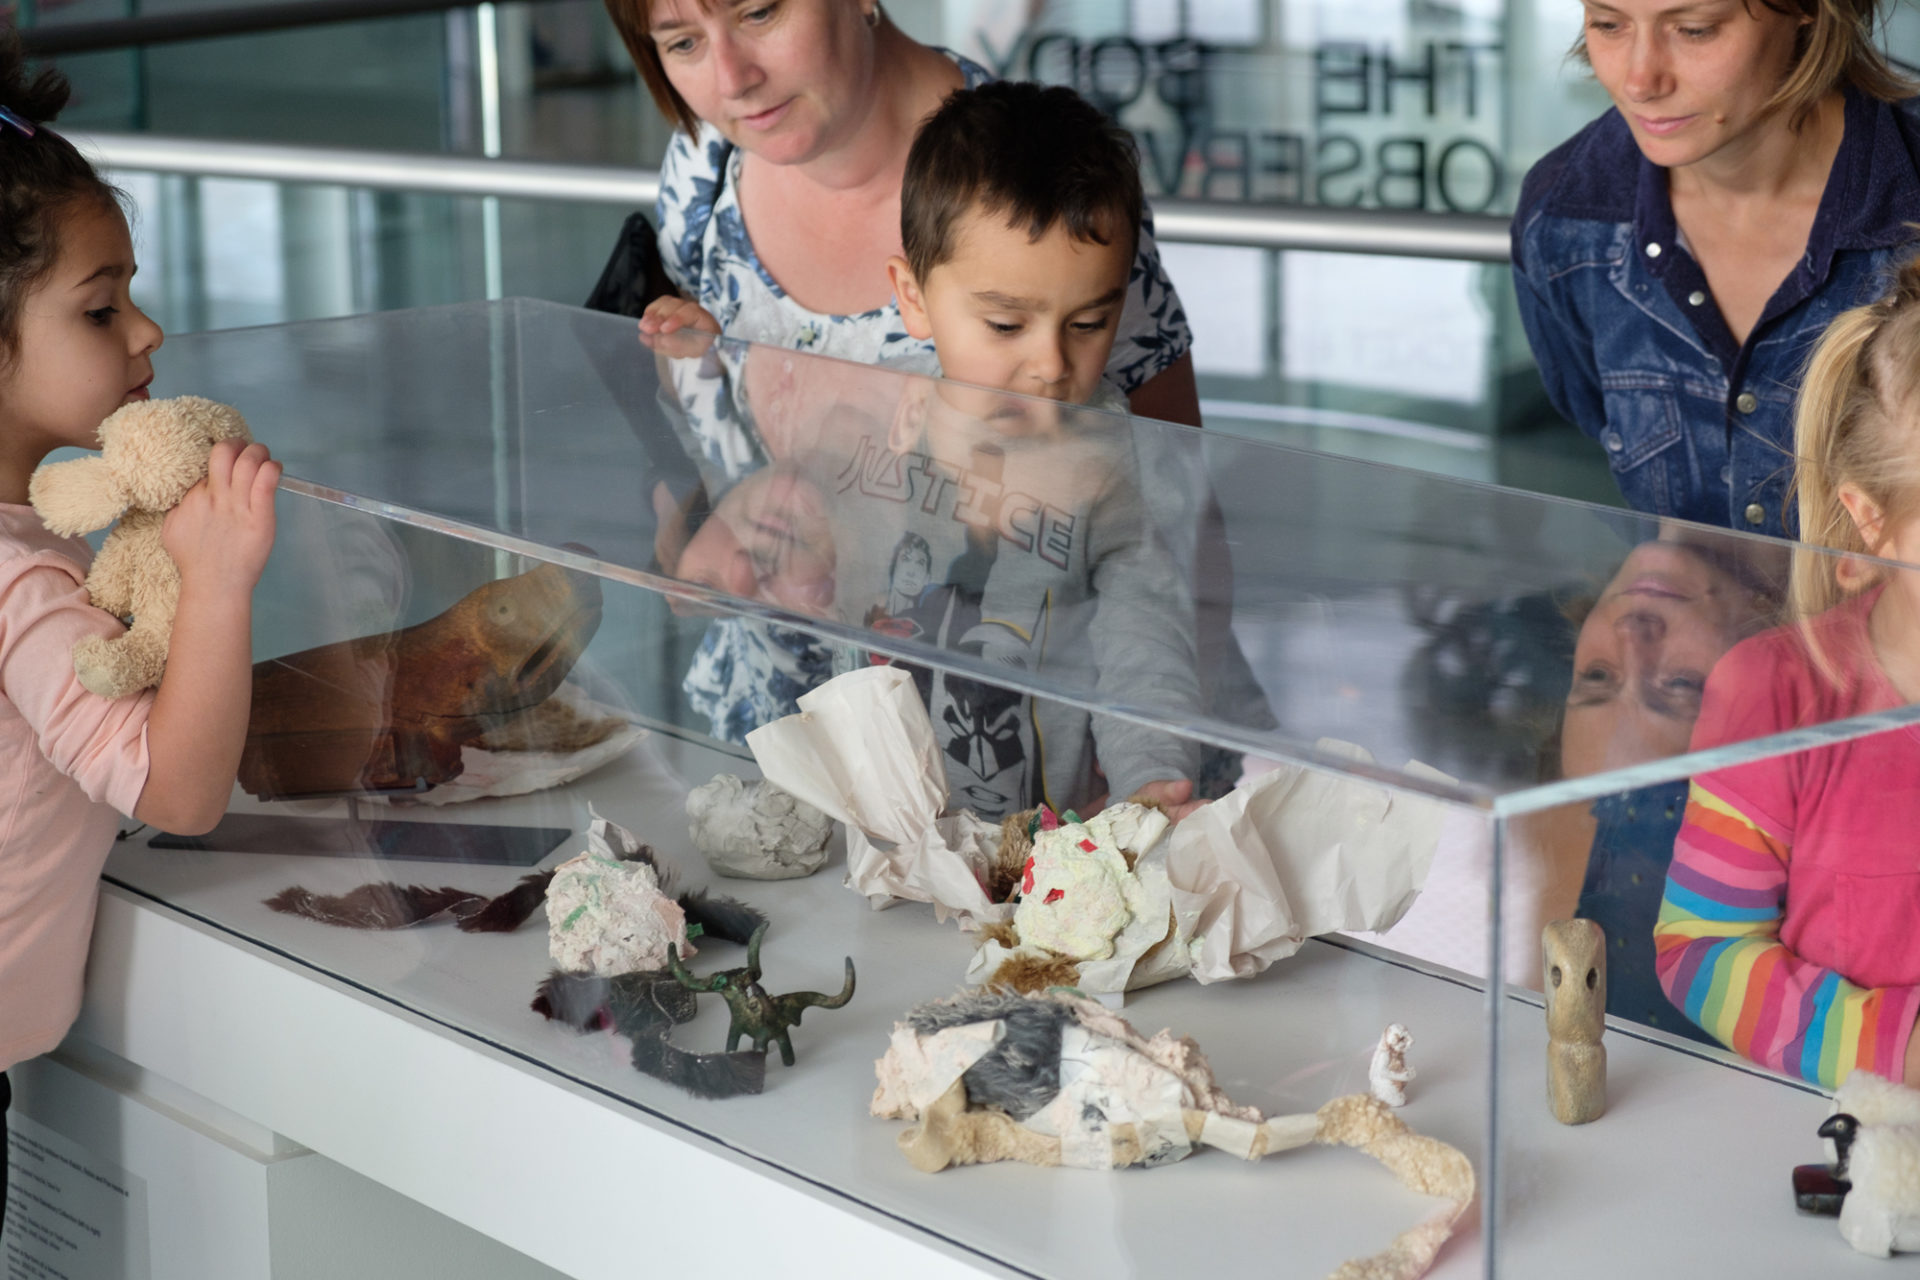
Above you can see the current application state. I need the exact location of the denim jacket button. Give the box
[1744,503,1766,526]
[1688,290,1707,306]
[1646,242,1663,257]
[1736,391,1759,414]
[1602,429,1624,452]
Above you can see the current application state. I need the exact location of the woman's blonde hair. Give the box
[1572,1,1912,129]
[1788,255,1920,632]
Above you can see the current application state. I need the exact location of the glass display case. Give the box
[97,298,1916,1277]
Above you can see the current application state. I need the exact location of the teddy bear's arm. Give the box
[85,534,137,620]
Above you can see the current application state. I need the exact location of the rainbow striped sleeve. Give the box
[1654,782,1920,1090]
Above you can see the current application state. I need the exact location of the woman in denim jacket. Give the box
[1513,0,1918,539]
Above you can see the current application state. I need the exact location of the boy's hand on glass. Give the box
[639,297,722,357]
[162,439,281,593]
[1128,777,1204,823]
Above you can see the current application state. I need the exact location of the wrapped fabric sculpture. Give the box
[873,991,1474,1280]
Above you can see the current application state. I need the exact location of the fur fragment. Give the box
[263,883,481,929]
[987,950,1083,995]
[679,891,767,946]
[991,808,1039,901]
[457,870,555,933]
[906,990,1075,1121]
[532,967,767,1099]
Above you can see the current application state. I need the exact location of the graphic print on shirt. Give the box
[838,434,1069,819]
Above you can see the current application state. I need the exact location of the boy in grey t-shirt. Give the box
[661,82,1215,818]
[859,80,1204,817]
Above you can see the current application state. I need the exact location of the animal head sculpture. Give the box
[29,395,252,538]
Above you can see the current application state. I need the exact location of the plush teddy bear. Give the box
[27,395,253,699]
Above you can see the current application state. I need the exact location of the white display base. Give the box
[7,1050,565,1280]
[70,729,1847,1278]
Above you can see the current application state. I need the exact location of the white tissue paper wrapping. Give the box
[1168,740,1456,983]
[748,669,1454,978]
[746,666,1009,926]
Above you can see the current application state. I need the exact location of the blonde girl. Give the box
[1656,255,1920,1088]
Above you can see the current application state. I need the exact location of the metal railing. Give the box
[15,0,563,55]
[77,132,1514,263]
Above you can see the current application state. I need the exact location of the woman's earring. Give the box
[865,3,882,28]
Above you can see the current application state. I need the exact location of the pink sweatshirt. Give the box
[0,504,151,1072]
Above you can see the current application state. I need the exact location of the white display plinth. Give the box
[60,730,1840,1279]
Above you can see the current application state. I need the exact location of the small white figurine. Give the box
[1369,1023,1415,1107]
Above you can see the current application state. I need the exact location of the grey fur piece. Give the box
[905,990,1076,1121]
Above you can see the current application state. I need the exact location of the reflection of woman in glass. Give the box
[1659,262,1920,1088]
[1514,1,1916,537]
[1385,532,1777,1017]
[1555,535,1776,1036]
[1562,539,1778,778]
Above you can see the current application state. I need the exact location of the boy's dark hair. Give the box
[902,81,1142,284]
[0,31,123,371]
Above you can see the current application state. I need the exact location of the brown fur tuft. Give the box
[988,949,1082,994]
[990,808,1038,900]
[975,919,1019,950]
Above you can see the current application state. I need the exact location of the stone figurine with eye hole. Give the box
[1543,918,1607,1125]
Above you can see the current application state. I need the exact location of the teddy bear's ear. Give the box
[27,455,127,537]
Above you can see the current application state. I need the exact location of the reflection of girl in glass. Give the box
[1660,259,1920,1088]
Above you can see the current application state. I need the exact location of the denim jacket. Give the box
[1513,89,1920,539]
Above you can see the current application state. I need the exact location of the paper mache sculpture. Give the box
[546,819,694,975]
[873,990,1474,1280]
[746,667,1456,1000]
[686,774,833,879]
[1542,919,1606,1125]
[1795,1070,1920,1257]
[965,801,1184,996]
[28,395,252,698]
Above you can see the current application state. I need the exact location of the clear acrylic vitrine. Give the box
[97,298,1920,1278]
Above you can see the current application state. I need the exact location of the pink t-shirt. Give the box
[1691,587,1920,991]
[0,504,152,1072]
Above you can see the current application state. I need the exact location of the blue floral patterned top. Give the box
[656,53,1194,744]
[653,53,1192,390]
